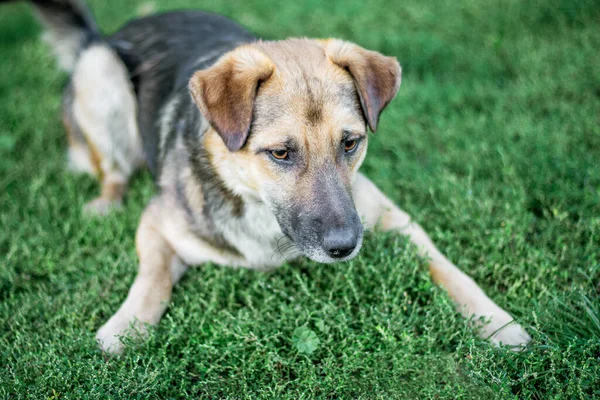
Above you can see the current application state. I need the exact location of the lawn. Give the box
[1,0,599,398]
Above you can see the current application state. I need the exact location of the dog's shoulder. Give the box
[156,99,292,269]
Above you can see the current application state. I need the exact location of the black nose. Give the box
[322,227,358,259]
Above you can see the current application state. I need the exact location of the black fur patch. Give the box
[108,11,256,177]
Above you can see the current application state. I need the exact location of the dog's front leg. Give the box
[96,203,186,354]
[353,173,530,348]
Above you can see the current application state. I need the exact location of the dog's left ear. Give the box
[321,39,401,132]
[189,46,275,151]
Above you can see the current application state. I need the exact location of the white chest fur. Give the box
[219,198,297,269]
[157,182,297,270]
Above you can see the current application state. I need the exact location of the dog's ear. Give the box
[189,46,275,151]
[321,39,401,132]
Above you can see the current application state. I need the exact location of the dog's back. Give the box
[30,0,255,213]
[109,11,255,175]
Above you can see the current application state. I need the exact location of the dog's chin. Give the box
[305,253,355,264]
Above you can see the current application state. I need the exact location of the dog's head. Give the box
[189,39,401,263]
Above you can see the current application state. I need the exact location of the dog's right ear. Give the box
[189,46,275,151]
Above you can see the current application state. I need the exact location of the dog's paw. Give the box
[96,326,125,355]
[83,197,122,216]
[476,307,531,350]
[96,313,142,355]
[487,321,532,349]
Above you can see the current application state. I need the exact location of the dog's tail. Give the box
[29,0,101,72]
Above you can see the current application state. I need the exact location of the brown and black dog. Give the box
[24,0,530,353]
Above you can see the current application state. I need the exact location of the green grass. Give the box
[1,0,599,398]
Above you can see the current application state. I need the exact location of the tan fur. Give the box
[94,38,530,353]
[189,46,275,151]
[353,174,531,347]
[321,39,402,132]
[198,40,368,208]
[63,114,98,176]
[96,199,177,353]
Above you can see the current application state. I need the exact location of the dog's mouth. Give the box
[270,177,364,264]
[303,233,364,264]
[280,223,364,264]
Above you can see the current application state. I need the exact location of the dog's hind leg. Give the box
[65,43,144,215]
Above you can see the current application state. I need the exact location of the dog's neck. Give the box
[162,106,293,266]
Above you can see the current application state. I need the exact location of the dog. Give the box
[20,0,531,354]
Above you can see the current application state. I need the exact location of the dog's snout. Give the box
[284,166,364,262]
[322,226,358,259]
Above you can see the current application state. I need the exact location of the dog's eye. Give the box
[344,139,358,153]
[270,149,289,160]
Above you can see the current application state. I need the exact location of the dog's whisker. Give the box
[272,235,298,262]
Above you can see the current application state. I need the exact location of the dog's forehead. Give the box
[252,39,363,134]
[257,39,329,71]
